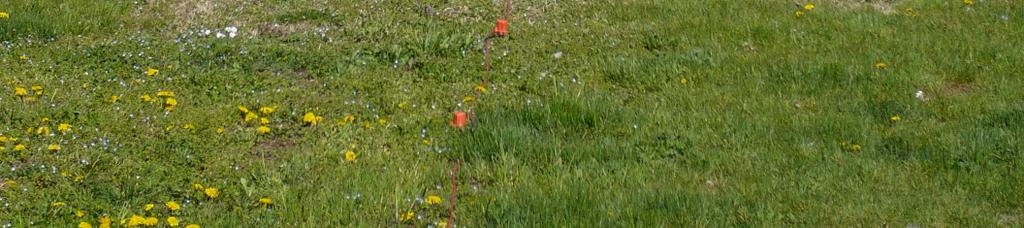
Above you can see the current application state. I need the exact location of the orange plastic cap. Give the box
[450,112,468,129]
[494,20,509,37]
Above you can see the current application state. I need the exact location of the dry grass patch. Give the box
[826,0,904,14]
[169,0,256,30]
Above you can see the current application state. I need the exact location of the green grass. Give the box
[0,0,1022,226]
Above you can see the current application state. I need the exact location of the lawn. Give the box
[1,0,1022,226]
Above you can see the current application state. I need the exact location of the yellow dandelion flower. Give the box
[425,195,443,205]
[216,128,224,134]
[890,115,902,122]
[165,201,180,211]
[438,220,448,227]
[344,150,357,162]
[259,197,272,206]
[143,217,158,226]
[165,98,178,111]
[99,217,112,228]
[31,85,43,95]
[79,222,92,228]
[795,10,805,17]
[679,78,689,84]
[422,139,431,145]
[192,183,204,190]
[462,96,475,103]
[58,123,72,133]
[127,215,145,226]
[146,68,159,77]
[109,95,120,103]
[18,55,28,61]
[166,217,179,227]
[244,112,259,122]
[401,211,415,221]
[182,124,194,130]
[140,95,153,102]
[14,87,28,97]
[303,112,322,125]
[475,84,488,94]
[0,136,7,143]
[874,62,888,69]
[851,144,862,151]
[52,201,65,207]
[257,126,270,134]
[804,4,815,11]
[0,12,8,19]
[378,118,388,125]
[144,203,155,211]
[204,187,220,199]
[398,101,410,109]
[259,118,270,125]
[156,90,175,97]
[963,0,974,5]
[258,106,275,114]
[185,224,200,228]
[47,144,60,151]
[14,144,25,151]
[76,210,86,217]
[36,126,50,135]
[238,105,250,113]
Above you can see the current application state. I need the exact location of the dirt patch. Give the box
[251,136,296,160]
[169,0,255,30]
[939,81,974,97]
[828,0,904,15]
[998,213,1021,226]
[172,0,219,29]
[254,21,319,37]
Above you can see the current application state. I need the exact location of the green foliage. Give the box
[0,0,1022,227]
[452,93,630,164]
[0,0,128,41]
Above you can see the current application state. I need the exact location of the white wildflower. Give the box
[225,26,238,38]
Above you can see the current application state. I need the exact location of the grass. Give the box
[1,0,1022,226]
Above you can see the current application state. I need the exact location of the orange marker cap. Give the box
[450,112,468,129]
[493,20,509,37]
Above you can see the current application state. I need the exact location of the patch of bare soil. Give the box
[251,136,297,160]
[939,80,974,97]
[169,0,255,30]
[826,0,904,15]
